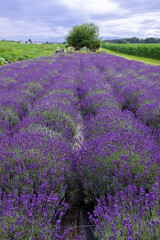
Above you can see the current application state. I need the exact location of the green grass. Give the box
[0,41,65,65]
[98,47,160,65]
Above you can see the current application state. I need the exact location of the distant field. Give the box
[0,41,65,65]
[2,41,160,67]
[101,42,160,60]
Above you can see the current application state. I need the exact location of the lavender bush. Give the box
[0,53,160,239]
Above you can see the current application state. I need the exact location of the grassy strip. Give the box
[98,47,160,65]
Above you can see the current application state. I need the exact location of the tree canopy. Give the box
[65,23,100,51]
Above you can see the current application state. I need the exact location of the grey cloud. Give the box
[116,0,160,15]
[0,0,160,41]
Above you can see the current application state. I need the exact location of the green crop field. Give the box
[101,42,160,60]
[0,41,65,65]
[1,41,160,67]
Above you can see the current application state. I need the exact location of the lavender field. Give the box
[0,53,160,240]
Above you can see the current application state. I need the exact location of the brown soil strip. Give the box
[61,207,97,240]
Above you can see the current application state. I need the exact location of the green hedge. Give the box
[101,43,160,59]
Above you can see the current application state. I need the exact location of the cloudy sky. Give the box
[0,0,160,42]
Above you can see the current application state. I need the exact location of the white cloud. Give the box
[94,11,160,38]
[0,17,70,38]
[58,0,126,15]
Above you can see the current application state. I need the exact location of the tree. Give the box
[65,23,100,51]
[28,39,32,43]
[145,37,158,43]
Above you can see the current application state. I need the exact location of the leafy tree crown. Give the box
[65,23,100,50]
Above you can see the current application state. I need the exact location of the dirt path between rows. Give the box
[61,113,97,240]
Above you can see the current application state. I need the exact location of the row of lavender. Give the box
[0,53,160,239]
[0,55,84,239]
[72,54,160,239]
[91,54,160,141]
